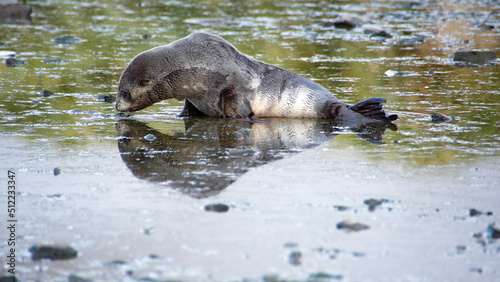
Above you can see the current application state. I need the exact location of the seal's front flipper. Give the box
[348,97,398,123]
[179,99,207,117]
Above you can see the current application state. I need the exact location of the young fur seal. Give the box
[116,32,397,124]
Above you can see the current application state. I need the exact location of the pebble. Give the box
[336,220,370,232]
[364,198,383,212]
[204,203,229,213]
[29,245,77,260]
[143,133,157,142]
[53,167,61,176]
[486,223,500,239]
[288,250,302,266]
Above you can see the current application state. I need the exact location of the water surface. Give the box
[1,0,499,281]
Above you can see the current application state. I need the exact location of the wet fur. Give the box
[116,32,396,124]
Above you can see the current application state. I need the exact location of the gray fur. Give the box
[116,32,394,123]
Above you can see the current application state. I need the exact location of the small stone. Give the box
[204,203,229,213]
[364,198,383,212]
[486,223,500,239]
[39,90,55,97]
[142,34,152,40]
[332,205,350,212]
[469,208,482,217]
[143,133,157,142]
[336,220,370,232]
[29,245,77,260]
[451,51,497,65]
[53,167,61,176]
[288,251,301,266]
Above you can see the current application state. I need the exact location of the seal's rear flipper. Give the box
[179,99,207,117]
[348,97,398,123]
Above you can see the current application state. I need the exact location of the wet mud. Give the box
[1,0,499,281]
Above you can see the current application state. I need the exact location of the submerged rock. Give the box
[39,90,55,97]
[323,17,362,29]
[0,1,31,24]
[336,220,370,232]
[364,28,392,39]
[430,112,458,123]
[29,245,78,260]
[4,57,25,67]
[451,51,497,66]
[52,35,83,44]
[204,203,229,213]
[394,36,425,46]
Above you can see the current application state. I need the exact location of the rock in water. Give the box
[451,51,497,65]
[430,112,458,123]
[52,35,83,44]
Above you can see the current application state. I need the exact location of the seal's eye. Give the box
[139,80,152,87]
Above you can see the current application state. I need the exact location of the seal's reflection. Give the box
[116,118,394,198]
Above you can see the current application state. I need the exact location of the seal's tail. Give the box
[348,97,398,123]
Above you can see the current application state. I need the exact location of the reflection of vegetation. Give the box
[0,0,498,166]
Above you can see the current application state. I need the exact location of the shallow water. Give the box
[1,0,499,281]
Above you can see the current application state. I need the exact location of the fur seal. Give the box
[116,32,397,124]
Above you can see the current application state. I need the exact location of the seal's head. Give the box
[115,47,176,112]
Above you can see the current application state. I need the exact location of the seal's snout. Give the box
[115,89,132,112]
